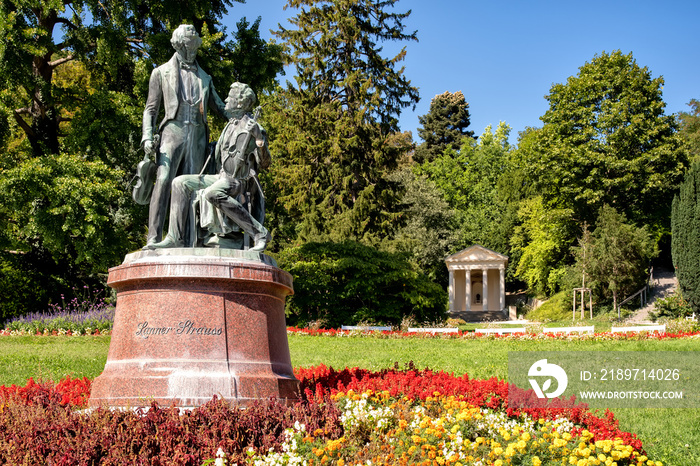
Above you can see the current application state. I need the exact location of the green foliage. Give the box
[385,167,460,284]
[511,197,576,296]
[678,99,700,162]
[414,90,475,164]
[197,17,284,100]
[267,0,419,244]
[672,160,700,313]
[0,0,241,156]
[0,153,128,317]
[417,123,521,283]
[0,153,127,272]
[579,205,657,309]
[525,291,572,322]
[515,50,688,233]
[276,241,447,328]
[650,293,693,321]
[0,251,58,321]
[0,1,285,316]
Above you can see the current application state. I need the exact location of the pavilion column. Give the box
[448,269,455,312]
[499,266,505,311]
[465,269,471,312]
[482,267,489,311]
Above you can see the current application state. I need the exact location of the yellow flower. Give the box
[532,456,542,466]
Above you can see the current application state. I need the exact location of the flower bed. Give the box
[287,326,700,341]
[2,297,114,336]
[0,365,662,465]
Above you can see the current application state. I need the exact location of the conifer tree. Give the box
[267,0,419,244]
[672,161,700,312]
[414,91,475,164]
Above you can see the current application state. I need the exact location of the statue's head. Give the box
[226,82,256,118]
[171,24,202,64]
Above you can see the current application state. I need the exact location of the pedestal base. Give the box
[88,248,298,408]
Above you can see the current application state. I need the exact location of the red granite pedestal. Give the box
[88,249,298,408]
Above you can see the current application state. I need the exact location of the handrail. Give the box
[618,286,646,308]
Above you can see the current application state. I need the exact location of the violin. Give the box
[132,135,158,205]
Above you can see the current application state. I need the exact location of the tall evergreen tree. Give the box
[414,90,475,164]
[672,161,700,312]
[266,0,419,244]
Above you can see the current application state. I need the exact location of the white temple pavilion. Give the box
[445,245,508,321]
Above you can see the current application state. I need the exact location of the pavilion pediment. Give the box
[446,245,508,265]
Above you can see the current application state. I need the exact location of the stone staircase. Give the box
[627,266,678,323]
[450,310,508,323]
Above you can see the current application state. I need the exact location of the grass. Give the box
[0,334,698,465]
[0,335,109,385]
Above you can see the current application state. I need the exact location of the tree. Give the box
[386,167,460,284]
[585,205,656,312]
[0,0,243,157]
[511,197,576,296]
[197,17,284,100]
[0,1,285,317]
[416,123,521,282]
[672,161,700,313]
[514,50,688,233]
[276,241,447,328]
[266,0,419,244]
[414,91,475,164]
[678,99,700,162]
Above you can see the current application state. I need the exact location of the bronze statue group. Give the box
[136,24,270,252]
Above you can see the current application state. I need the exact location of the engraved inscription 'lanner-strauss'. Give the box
[135,320,223,339]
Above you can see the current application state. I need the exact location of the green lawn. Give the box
[0,334,698,465]
[0,335,109,385]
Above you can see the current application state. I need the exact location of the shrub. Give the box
[650,292,693,320]
[525,290,571,321]
[276,241,447,327]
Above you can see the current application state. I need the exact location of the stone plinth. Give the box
[88,248,298,408]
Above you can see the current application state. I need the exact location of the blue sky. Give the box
[222,0,700,144]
